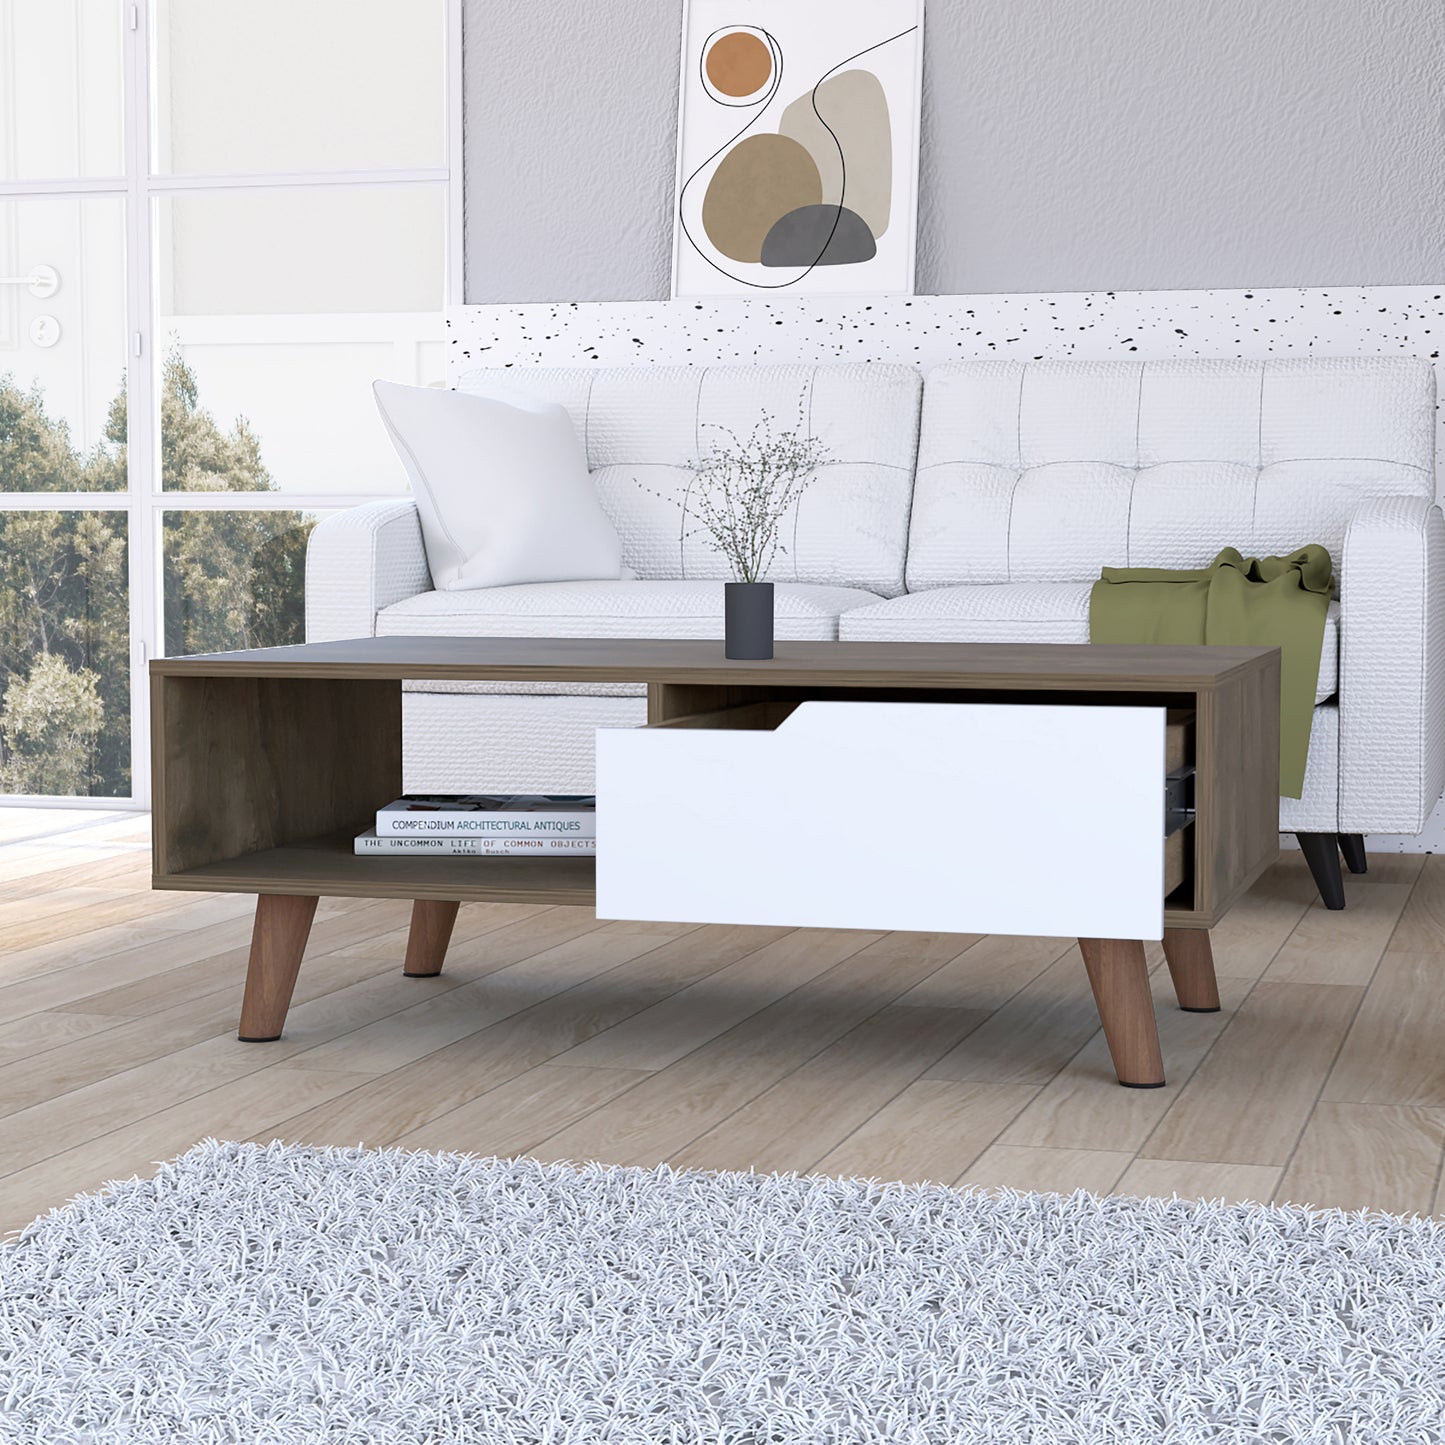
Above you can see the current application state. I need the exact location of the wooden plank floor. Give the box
[1,811,1441,1234]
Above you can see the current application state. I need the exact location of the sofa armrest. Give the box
[1339,494,1445,833]
[305,500,433,642]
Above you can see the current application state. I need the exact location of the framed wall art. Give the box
[671,0,925,299]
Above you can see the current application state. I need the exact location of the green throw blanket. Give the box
[1089,546,1333,798]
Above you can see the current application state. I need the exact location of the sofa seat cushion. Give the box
[379,580,883,697]
[839,582,1340,704]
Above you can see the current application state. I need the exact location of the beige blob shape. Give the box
[779,68,892,238]
[702,133,823,264]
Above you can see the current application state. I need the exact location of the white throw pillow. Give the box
[373,380,624,592]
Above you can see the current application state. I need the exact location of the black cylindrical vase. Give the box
[725,581,774,659]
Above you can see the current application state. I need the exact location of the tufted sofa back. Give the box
[455,356,1436,597]
[455,363,922,597]
[906,358,1436,590]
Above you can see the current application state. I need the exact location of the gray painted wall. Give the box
[462,0,1445,303]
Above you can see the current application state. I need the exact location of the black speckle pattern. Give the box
[445,288,1445,489]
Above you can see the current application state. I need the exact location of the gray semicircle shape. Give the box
[759,205,877,268]
[778,68,892,238]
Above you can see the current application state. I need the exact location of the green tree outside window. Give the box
[0,350,316,796]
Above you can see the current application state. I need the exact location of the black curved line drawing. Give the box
[677,24,918,292]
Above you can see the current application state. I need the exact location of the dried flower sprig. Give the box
[638,393,830,584]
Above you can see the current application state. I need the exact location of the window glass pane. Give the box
[0,510,129,797]
[0,2,123,181]
[159,188,443,316]
[163,509,328,656]
[157,187,443,493]
[153,0,445,174]
[0,196,127,492]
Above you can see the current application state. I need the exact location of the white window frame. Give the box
[0,0,460,809]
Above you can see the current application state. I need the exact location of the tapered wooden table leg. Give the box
[1077,937,1166,1088]
[404,900,460,978]
[1162,927,1220,1012]
[238,894,318,1042]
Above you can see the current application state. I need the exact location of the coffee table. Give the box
[150,637,1280,1087]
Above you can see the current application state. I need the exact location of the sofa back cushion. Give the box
[454,363,922,596]
[909,358,1436,589]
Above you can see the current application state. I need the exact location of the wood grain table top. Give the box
[151,636,1279,691]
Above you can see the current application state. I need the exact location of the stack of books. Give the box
[354,795,597,856]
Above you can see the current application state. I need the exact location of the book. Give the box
[354,829,596,856]
[375,794,597,838]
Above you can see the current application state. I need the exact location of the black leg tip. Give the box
[1338,834,1368,875]
[237,1034,282,1043]
[1296,832,1347,909]
[1180,1005,1222,1013]
[1119,1079,1167,1089]
[402,970,442,979]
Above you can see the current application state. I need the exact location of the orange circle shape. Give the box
[705,31,772,97]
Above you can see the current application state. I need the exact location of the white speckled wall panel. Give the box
[447,287,1445,495]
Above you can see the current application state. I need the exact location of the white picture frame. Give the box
[671,0,924,300]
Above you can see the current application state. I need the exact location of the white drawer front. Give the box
[597,701,1166,939]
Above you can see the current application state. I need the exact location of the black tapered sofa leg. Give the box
[1297,832,1346,909]
[1338,833,1368,875]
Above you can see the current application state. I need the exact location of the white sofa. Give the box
[307,357,1445,908]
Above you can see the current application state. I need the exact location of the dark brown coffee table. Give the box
[150,637,1279,1087]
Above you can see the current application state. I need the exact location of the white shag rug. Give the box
[2,1142,1444,1443]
